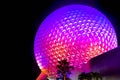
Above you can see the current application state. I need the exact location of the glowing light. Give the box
[34,5,118,78]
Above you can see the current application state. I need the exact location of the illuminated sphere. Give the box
[34,5,118,78]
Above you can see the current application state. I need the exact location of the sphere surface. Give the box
[34,5,118,78]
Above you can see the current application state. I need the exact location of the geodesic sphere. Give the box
[34,5,118,78]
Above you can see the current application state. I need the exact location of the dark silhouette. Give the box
[78,72,102,80]
[91,72,102,80]
[56,59,74,80]
[78,72,91,80]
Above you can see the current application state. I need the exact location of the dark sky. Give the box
[17,0,120,80]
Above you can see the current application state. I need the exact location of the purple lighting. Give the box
[34,5,118,79]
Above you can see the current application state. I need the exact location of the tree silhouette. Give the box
[78,72,102,80]
[56,59,74,80]
[91,72,102,80]
[78,72,92,80]
[78,72,86,80]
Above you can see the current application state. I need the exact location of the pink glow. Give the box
[34,5,118,78]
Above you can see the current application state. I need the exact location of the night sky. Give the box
[17,0,120,80]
